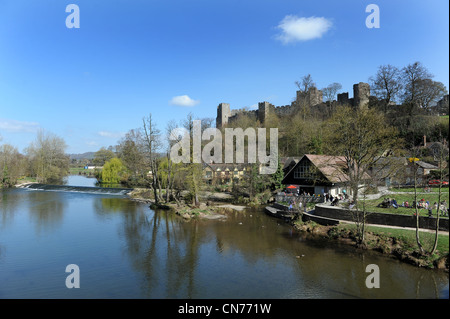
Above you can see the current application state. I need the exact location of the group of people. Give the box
[378,197,449,217]
[411,199,448,216]
[287,198,307,213]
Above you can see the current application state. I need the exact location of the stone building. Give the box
[216,82,371,128]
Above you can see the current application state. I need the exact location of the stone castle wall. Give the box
[216,82,371,128]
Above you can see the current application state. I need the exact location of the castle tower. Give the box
[216,103,230,128]
[258,101,272,123]
[295,87,323,107]
[353,82,370,108]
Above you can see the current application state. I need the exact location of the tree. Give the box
[415,79,447,112]
[429,134,448,254]
[117,129,147,186]
[322,82,342,102]
[369,64,402,109]
[182,112,203,206]
[0,144,26,187]
[101,157,127,184]
[400,61,447,111]
[271,154,284,190]
[295,74,315,93]
[325,106,400,246]
[142,113,163,205]
[25,130,69,183]
[93,147,116,167]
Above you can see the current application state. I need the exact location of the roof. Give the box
[415,161,439,169]
[304,154,349,183]
[281,156,302,170]
[283,154,371,184]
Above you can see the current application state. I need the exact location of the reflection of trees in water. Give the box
[1,189,22,228]
[115,203,448,298]
[93,197,137,218]
[120,208,204,298]
[27,191,66,233]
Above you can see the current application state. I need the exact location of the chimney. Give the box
[423,135,427,147]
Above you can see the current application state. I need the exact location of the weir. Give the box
[21,183,133,196]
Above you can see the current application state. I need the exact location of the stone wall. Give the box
[216,81,371,128]
[314,204,449,231]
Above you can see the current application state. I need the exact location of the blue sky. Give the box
[0,0,448,154]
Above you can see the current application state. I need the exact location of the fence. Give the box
[275,193,325,207]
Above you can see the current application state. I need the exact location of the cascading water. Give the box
[20,183,133,195]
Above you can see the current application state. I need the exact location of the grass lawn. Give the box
[363,190,449,217]
[69,166,89,174]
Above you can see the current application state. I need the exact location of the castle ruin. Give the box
[216,82,371,128]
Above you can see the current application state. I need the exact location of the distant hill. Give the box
[68,152,95,160]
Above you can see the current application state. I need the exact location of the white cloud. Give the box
[98,131,124,139]
[275,15,332,44]
[169,95,200,107]
[0,118,40,133]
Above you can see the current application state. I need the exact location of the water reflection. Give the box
[117,206,449,299]
[93,197,138,217]
[27,191,66,233]
[0,183,448,299]
[1,189,21,228]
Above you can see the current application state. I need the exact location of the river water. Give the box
[0,176,448,299]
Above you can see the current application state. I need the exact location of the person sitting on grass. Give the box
[391,198,398,209]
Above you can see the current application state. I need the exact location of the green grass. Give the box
[362,191,449,217]
[337,223,449,254]
[69,167,89,174]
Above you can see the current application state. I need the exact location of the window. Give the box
[293,161,317,179]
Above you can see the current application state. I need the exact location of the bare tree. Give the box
[295,74,315,93]
[401,62,433,106]
[322,82,342,102]
[142,114,163,205]
[369,64,403,109]
[25,130,69,183]
[415,79,447,112]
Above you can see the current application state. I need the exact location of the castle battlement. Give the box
[216,82,370,128]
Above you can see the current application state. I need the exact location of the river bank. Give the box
[127,188,248,220]
[291,218,449,272]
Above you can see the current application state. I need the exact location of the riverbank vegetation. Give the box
[1,130,70,187]
[293,219,449,271]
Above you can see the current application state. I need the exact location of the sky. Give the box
[0,0,448,154]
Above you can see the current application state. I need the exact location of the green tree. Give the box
[93,147,116,167]
[101,157,127,184]
[271,154,284,190]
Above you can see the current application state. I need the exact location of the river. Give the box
[0,176,448,299]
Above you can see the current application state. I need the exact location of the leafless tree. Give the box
[295,74,315,93]
[142,114,163,205]
[322,82,342,102]
[369,64,403,109]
